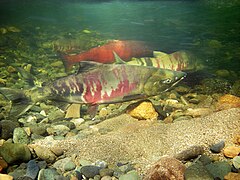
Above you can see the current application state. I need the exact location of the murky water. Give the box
[0,0,239,70]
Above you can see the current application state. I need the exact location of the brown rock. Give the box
[224,172,240,180]
[0,158,8,172]
[223,146,240,158]
[216,94,240,110]
[185,108,213,117]
[127,101,158,120]
[0,174,13,180]
[144,156,186,180]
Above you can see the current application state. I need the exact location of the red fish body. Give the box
[61,40,153,70]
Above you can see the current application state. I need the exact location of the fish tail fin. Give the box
[0,88,33,118]
[58,52,77,72]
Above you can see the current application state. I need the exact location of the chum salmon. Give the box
[61,40,154,71]
[0,61,186,118]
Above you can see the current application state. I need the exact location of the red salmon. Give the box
[61,40,153,71]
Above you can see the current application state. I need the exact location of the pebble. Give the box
[210,140,225,153]
[119,170,140,180]
[174,145,204,161]
[95,160,108,169]
[185,108,213,117]
[80,165,102,178]
[232,156,240,169]
[127,101,158,120]
[143,156,185,180]
[13,127,30,144]
[78,159,93,166]
[46,125,70,136]
[38,168,59,180]
[53,157,76,172]
[205,161,231,180]
[50,147,64,156]
[0,173,13,180]
[101,176,112,180]
[25,160,39,179]
[223,146,240,158]
[224,172,240,180]
[184,161,213,180]
[99,168,114,177]
[0,143,31,164]
[0,120,19,140]
[33,145,57,163]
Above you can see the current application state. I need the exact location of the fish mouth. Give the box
[164,72,187,92]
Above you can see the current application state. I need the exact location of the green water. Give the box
[0,0,239,71]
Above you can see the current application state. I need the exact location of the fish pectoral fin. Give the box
[113,51,126,64]
[78,61,103,74]
[153,51,168,58]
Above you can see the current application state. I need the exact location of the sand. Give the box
[33,108,240,171]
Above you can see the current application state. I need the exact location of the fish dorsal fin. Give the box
[113,51,126,64]
[153,51,168,58]
[78,61,103,73]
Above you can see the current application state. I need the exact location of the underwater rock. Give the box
[224,172,240,180]
[0,158,8,172]
[53,157,76,173]
[216,94,240,110]
[210,140,225,153]
[38,168,59,180]
[205,161,231,180]
[184,108,213,117]
[174,145,204,161]
[223,146,240,158]
[184,161,213,180]
[0,28,7,34]
[13,127,30,144]
[0,143,31,164]
[65,104,81,118]
[32,145,57,163]
[0,120,19,140]
[119,170,140,180]
[0,174,13,180]
[80,165,102,178]
[25,160,40,180]
[127,101,158,120]
[99,168,114,177]
[232,156,240,169]
[143,156,185,180]
[46,124,70,136]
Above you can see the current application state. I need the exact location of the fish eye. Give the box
[162,78,172,84]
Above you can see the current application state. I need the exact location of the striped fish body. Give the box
[32,62,186,105]
[125,51,204,71]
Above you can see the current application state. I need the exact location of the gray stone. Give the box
[232,156,240,169]
[206,161,231,180]
[13,127,30,144]
[0,120,19,139]
[0,143,31,164]
[38,168,59,180]
[80,165,101,178]
[25,160,39,180]
[119,170,140,180]
[53,157,76,172]
[46,125,70,136]
[185,161,213,180]
[210,140,225,153]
